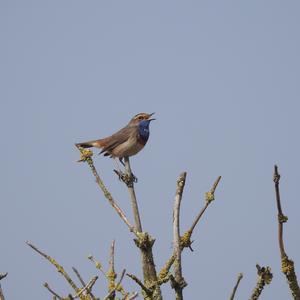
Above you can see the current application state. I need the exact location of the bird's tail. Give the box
[75,139,104,149]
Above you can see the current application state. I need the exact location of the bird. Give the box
[76,112,155,165]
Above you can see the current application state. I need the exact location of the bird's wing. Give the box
[100,125,137,155]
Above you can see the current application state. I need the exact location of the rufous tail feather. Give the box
[75,140,103,149]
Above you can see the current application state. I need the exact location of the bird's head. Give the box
[129,112,155,125]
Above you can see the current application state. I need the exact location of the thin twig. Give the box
[73,276,98,299]
[124,156,142,232]
[249,265,272,300]
[273,165,300,299]
[127,292,139,300]
[109,240,115,274]
[104,269,126,300]
[274,165,286,257]
[87,255,107,278]
[229,273,243,300]
[107,240,117,300]
[26,241,79,292]
[172,172,187,300]
[77,148,138,237]
[72,267,86,287]
[43,282,62,299]
[72,267,97,300]
[188,176,221,234]
[126,273,152,296]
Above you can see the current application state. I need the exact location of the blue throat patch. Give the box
[138,120,150,141]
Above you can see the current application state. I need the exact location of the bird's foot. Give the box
[114,169,138,186]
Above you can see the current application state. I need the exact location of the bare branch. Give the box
[43,282,63,299]
[124,156,143,233]
[229,273,243,300]
[77,148,138,237]
[273,165,300,299]
[249,265,273,300]
[26,241,79,292]
[106,240,117,300]
[127,292,139,300]
[73,276,98,299]
[104,269,126,300]
[273,165,286,257]
[77,149,161,299]
[126,273,152,297]
[188,176,221,235]
[159,176,221,281]
[72,267,97,300]
[72,267,86,287]
[109,240,116,275]
[118,157,162,298]
[87,255,107,278]
[172,172,187,300]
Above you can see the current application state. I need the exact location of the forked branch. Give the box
[159,176,221,281]
[76,148,138,237]
[171,172,188,299]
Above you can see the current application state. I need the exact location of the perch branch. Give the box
[77,148,138,237]
[77,148,162,299]
[172,172,187,300]
[229,273,243,300]
[120,157,162,298]
[249,264,273,300]
[26,241,79,292]
[273,165,300,299]
[124,156,142,232]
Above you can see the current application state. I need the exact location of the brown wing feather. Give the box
[99,126,136,155]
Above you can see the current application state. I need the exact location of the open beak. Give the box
[148,112,155,121]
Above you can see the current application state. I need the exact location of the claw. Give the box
[113,169,138,186]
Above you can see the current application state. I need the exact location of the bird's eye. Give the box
[138,116,143,120]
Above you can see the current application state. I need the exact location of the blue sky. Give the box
[1,1,300,299]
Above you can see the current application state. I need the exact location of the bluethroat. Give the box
[76,112,155,165]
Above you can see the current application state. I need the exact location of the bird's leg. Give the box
[118,157,137,183]
[113,158,125,180]
[119,157,125,166]
[114,157,137,184]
